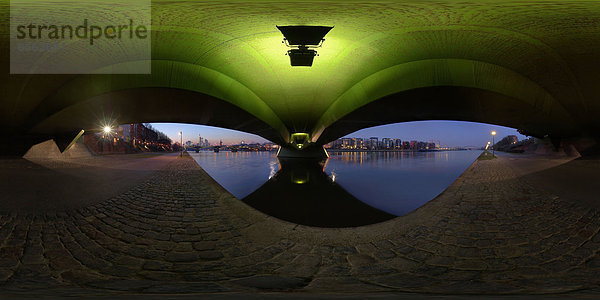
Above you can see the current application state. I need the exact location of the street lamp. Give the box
[178,131,183,157]
[491,130,497,157]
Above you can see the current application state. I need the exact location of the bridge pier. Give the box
[277,144,328,159]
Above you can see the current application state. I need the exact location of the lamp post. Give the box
[491,130,497,157]
[178,131,183,157]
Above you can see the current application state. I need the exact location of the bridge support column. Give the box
[277,144,328,159]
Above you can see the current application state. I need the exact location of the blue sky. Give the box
[150,121,527,147]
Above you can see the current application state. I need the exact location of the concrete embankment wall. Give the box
[23,139,92,160]
[509,139,587,158]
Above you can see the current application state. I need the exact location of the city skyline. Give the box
[149,123,270,146]
[150,121,527,147]
[341,121,527,147]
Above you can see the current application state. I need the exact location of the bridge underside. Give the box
[1,1,600,154]
[316,86,577,145]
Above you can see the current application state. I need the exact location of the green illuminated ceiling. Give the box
[2,0,600,144]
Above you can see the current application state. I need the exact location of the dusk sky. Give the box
[150,121,528,147]
[346,121,528,147]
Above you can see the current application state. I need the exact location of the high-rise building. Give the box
[352,138,363,149]
[382,138,392,149]
[341,138,352,149]
[369,137,378,150]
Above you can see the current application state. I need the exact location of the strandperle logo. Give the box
[10,0,151,74]
[15,19,149,46]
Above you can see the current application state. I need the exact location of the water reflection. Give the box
[190,150,480,228]
[242,158,395,228]
[191,151,279,199]
[325,151,481,216]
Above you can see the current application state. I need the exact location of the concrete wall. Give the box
[23,139,92,160]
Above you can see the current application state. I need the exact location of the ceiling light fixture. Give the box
[277,25,333,67]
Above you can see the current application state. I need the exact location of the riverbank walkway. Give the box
[0,151,599,298]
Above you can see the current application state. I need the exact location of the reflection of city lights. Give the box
[268,161,278,179]
[330,171,336,182]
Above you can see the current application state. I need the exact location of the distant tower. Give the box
[220,139,223,146]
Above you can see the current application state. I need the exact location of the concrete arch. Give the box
[327,25,582,101]
[312,58,576,142]
[25,60,289,142]
[30,87,286,145]
[315,86,576,145]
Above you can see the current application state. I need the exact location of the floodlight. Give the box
[290,133,310,149]
[287,47,317,66]
[277,25,333,67]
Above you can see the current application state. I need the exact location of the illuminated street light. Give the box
[101,125,113,140]
[178,131,183,157]
[491,130,497,157]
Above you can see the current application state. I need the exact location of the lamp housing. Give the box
[277,25,333,67]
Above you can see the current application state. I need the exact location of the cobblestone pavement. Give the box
[0,154,599,296]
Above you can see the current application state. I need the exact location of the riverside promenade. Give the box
[0,152,599,298]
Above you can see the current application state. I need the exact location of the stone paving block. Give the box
[453,259,488,271]
[373,249,396,260]
[392,244,415,255]
[426,255,455,267]
[355,243,377,255]
[193,241,216,251]
[316,264,351,276]
[333,245,358,255]
[228,256,255,268]
[382,256,421,272]
[229,275,311,290]
[352,263,397,276]
[164,251,198,262]
[305,276,392,292]
[369,273,439,289]
[143,260,171,271]
[138,270,180,281]
[197,250,224,260]
[86,279,158,291]
[430,280,523,294]
[276,254,321,278]
[0,153,599,296]
[0,269,13,281]
[143,282,230,293]
[347,254,376,267]
[289,243,312,253]
[405,249,432,261]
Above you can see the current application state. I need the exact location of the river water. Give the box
[190,150,481,227]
